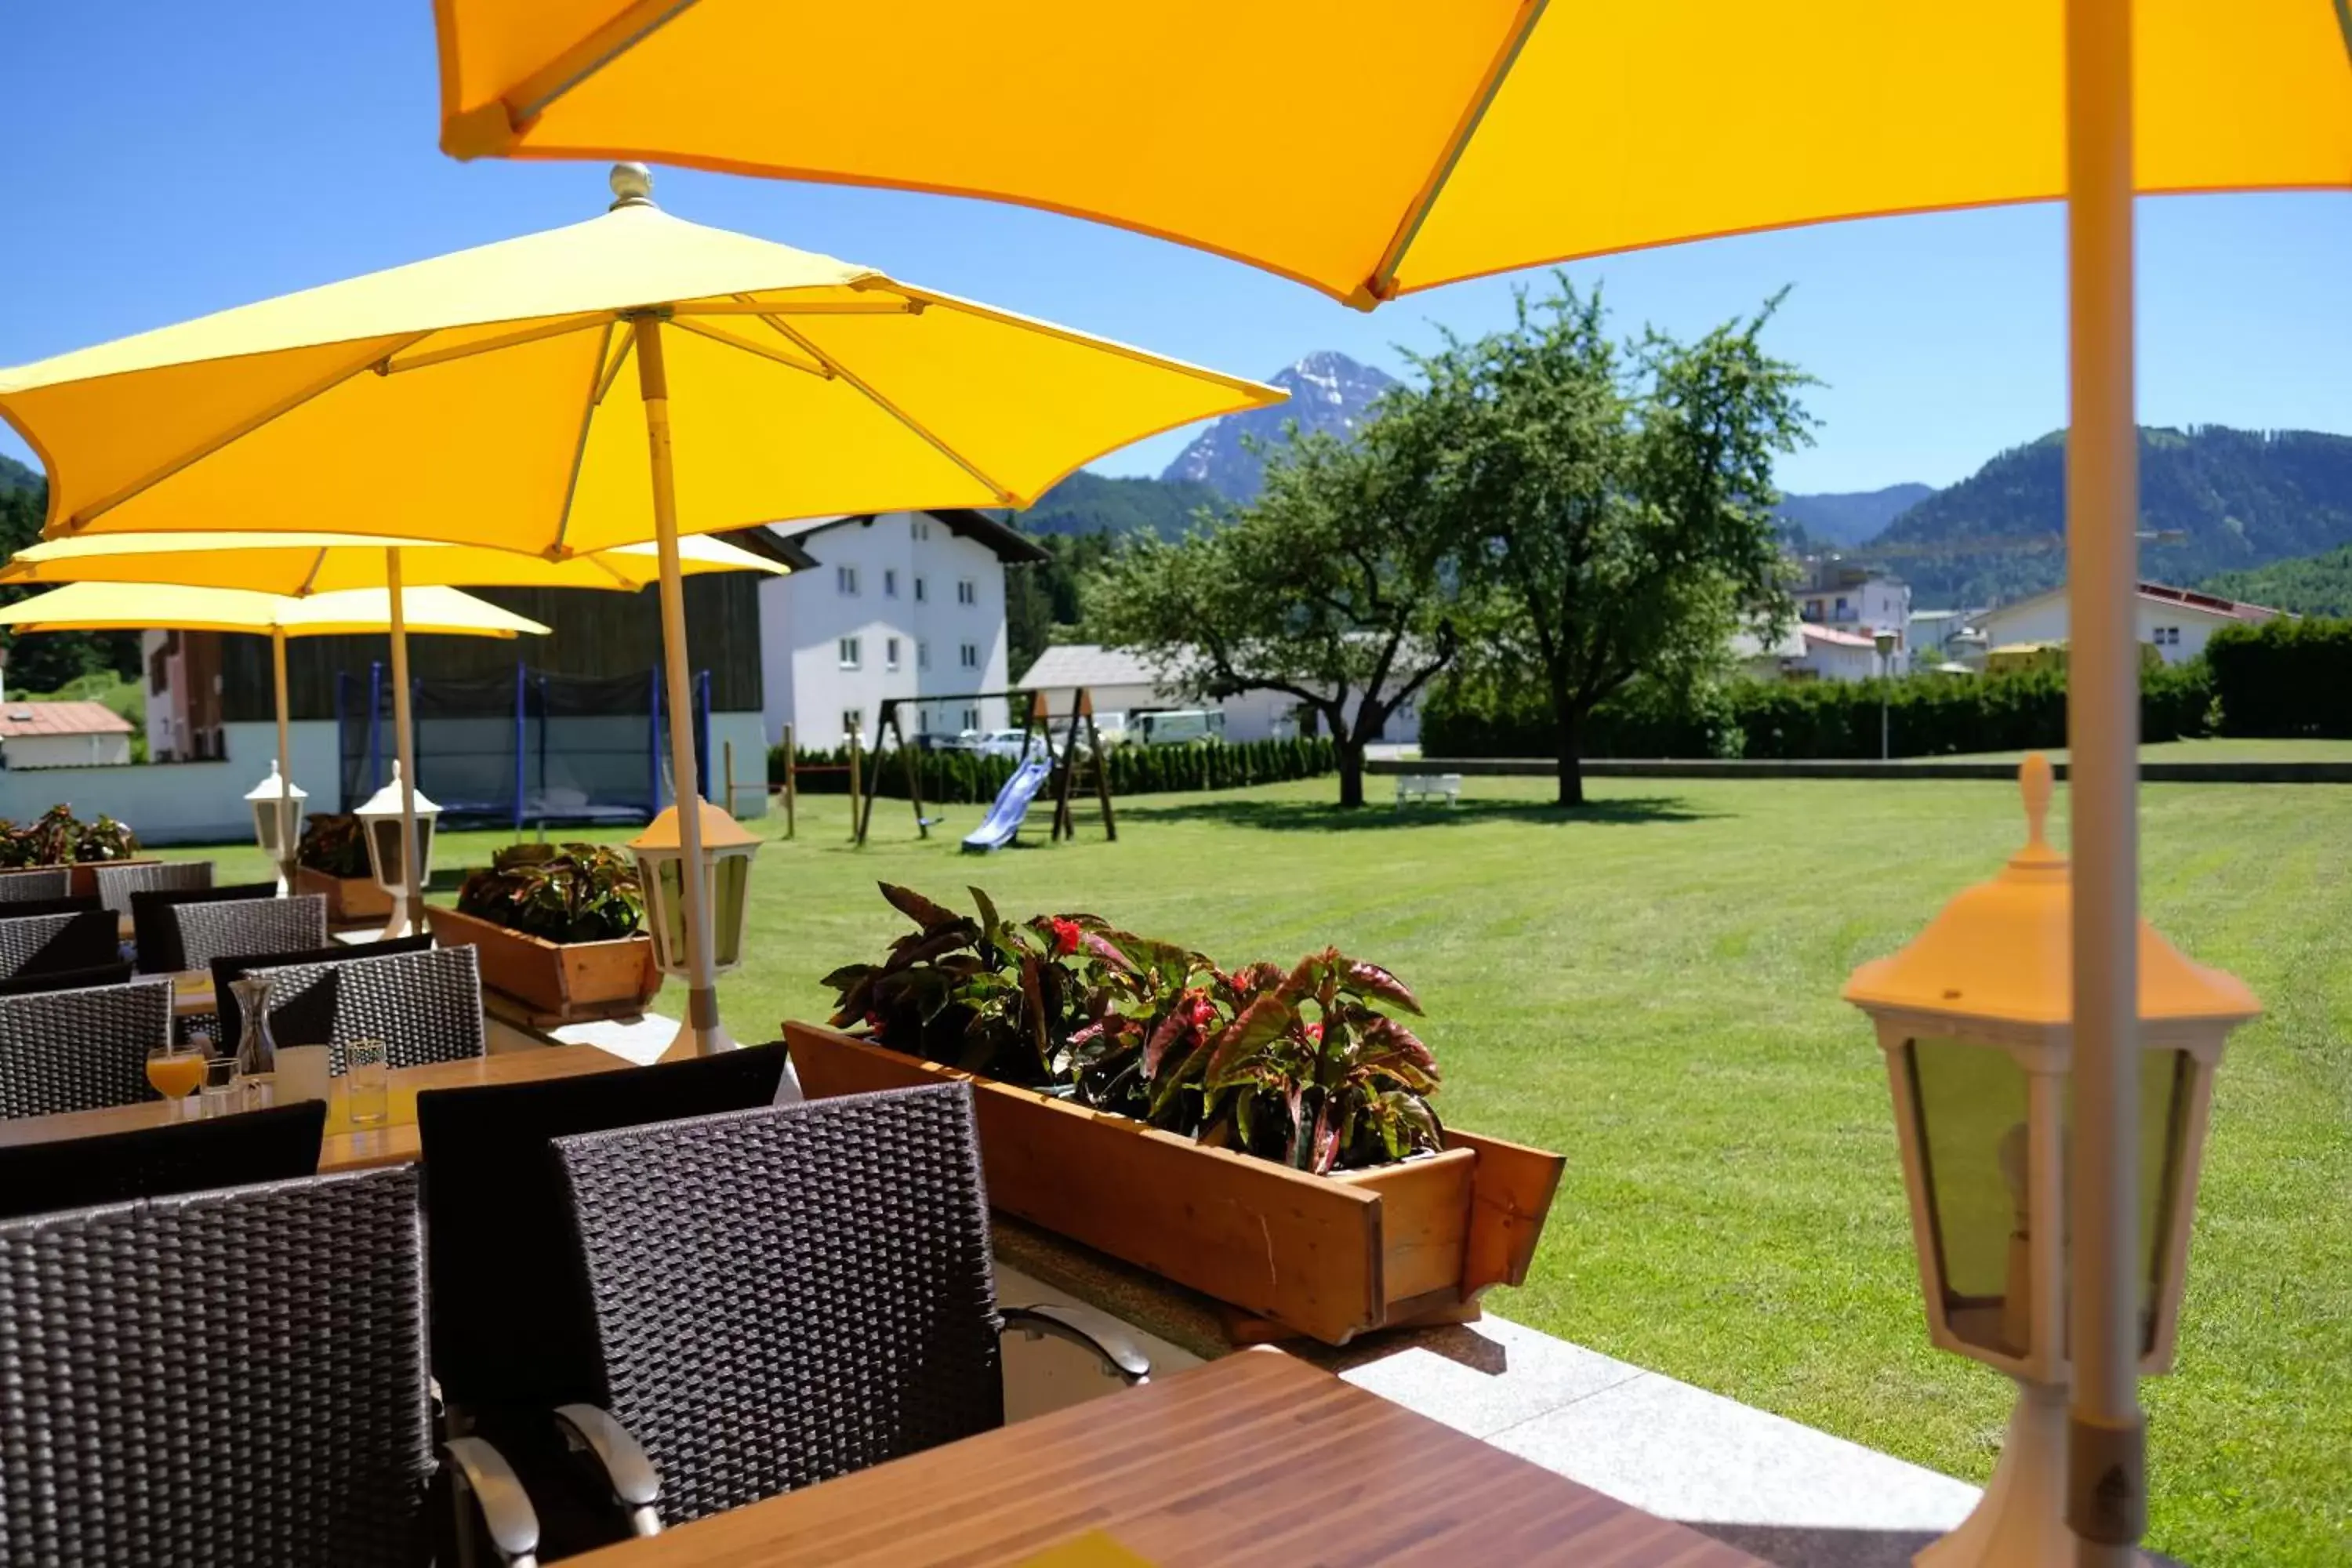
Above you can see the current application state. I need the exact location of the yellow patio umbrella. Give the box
[0,581,546,896]
[0,531,790,938]
[432,1,2351,309]
[429,4,2348,1554]
[0,166,1281,1057]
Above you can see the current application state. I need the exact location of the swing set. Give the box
[852,687,1118,848]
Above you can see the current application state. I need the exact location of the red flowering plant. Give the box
[821,884,1443,1172]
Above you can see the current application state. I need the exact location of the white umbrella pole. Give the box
[633,315,731,1056]
[384,548,424,940]
[272,626,296,896]
[2064,0,2143,1560]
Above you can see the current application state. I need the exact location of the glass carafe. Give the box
[229,975,278,1109]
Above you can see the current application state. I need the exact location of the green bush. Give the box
[2205,617,2352,737]
[1424,661,2216,760]
[765,736,1340,801]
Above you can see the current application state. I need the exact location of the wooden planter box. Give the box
[785,1022,1565,1347]
[66,858,157,898]
[426,905,662,1023]
[296,866,394,923]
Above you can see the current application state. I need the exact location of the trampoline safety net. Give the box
[337,663,711,827]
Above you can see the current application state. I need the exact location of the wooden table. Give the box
[568,1350,1763,1567]
[0,1044,636,1173]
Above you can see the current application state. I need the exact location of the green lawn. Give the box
[1951,737,2352,764]
[174,774,2349,1564]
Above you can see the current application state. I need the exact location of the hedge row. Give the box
[767,735,1338,800]
[2205,619,2352,737]
[1424,662,2217,760]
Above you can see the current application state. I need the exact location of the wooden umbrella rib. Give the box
[670,299,918,317]
[546,319,622,561]
[760,317,1017,503]
[593,331,637,405]
[60,330,432,534]
[670,317,831,377]
[1358,0,1548,307]
[375,313,612,374]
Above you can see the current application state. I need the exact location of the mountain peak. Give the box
[1162,351,1396,503]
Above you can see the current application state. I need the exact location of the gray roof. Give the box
[1016,644,1174,691]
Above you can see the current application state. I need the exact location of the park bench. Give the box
[1394,773,1461,808]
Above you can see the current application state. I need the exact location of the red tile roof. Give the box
[1801,624,1879,649]
[0,701,134,738]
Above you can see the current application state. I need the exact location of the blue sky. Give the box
[4,4,2346,495]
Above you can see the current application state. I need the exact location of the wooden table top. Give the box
[568,1350,1763,1568]
[0,1044,635,1172]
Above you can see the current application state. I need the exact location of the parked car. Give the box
[975,728,1046,761]
[1134,709,1227,746]
[913,731,982,753]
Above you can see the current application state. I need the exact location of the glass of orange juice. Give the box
[147,1038,206,1117]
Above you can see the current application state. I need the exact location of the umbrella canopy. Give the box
[432,2,2352,307]
[0,531,789,593]
[0,581,550,637]
[0,184,1282,547]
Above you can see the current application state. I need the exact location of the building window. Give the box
[917,641,931,670]
[961,706,979,731]
[837,636,861,669]
[2153,626,2180,648]
[914,519,931,542]
[883,568,898,598]
[913,576,927,604]
[842,708,863,740]
[960,642,979,670]
[956,578,977,606]
[837,565,858,596]
[885,636,901,670]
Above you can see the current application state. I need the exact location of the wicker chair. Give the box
[249,944,485,1074]
[93,857,212,916]
[129,881,278,975]
[0,1100,325,1221]
[211,934,432,1046]
[0,1165,540,1566]
[0,867,71,903]
[0,960,135,996]
[0,908,121,978]
[546,1083,1146,1534]
[172,893,328,971]
[0,978,173,1119]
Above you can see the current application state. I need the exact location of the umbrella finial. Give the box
[609,162,656,211]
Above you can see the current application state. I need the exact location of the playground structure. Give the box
[843,688,1115,849]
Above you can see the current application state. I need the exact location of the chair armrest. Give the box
[554,1403,664,1537]
[1000,1302,1152,1385]
[441,1435,542,1567]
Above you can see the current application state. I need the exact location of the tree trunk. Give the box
[1336,741,1367,808]
[1556,706,1586,808]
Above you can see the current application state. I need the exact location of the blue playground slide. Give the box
[962,753,1054,852]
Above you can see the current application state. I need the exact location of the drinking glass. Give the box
[146,1038,205,1117]
[347,1037,390,1127]
[198,1052,240,1120]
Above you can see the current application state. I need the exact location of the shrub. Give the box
[295,813,370,877]
[2205,618,2352,738]
[0,804,140,868]
[766,736,1339,800]
[455,842,644,942]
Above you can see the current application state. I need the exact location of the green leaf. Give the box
[818,963,877,992]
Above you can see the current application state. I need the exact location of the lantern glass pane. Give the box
[2068,1047,2194,1357]
[1905,1036,2034,1359]
[366,817,404,884]
[253,802,280,855]
[653,857,688,972]
[710,851,751,971]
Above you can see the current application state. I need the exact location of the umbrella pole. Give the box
[272,627,296,896]
[634,314,731,1057]
[2064,0,2143,1561]
[384,548,424,940]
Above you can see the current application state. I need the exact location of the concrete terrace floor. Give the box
[172,770,2352,1565]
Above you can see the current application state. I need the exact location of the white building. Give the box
[1794,562,1912,673]
[1016,644,1424,745]
[757,510,1045,749]
[1974,580,2284,667]
[1730,623,1886,683]
[0,701,135,768]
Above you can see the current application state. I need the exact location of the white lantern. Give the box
[353,761,441,938]
[1842,754,2257,1566]
[244,760,308,895]
[628,797,760,980]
